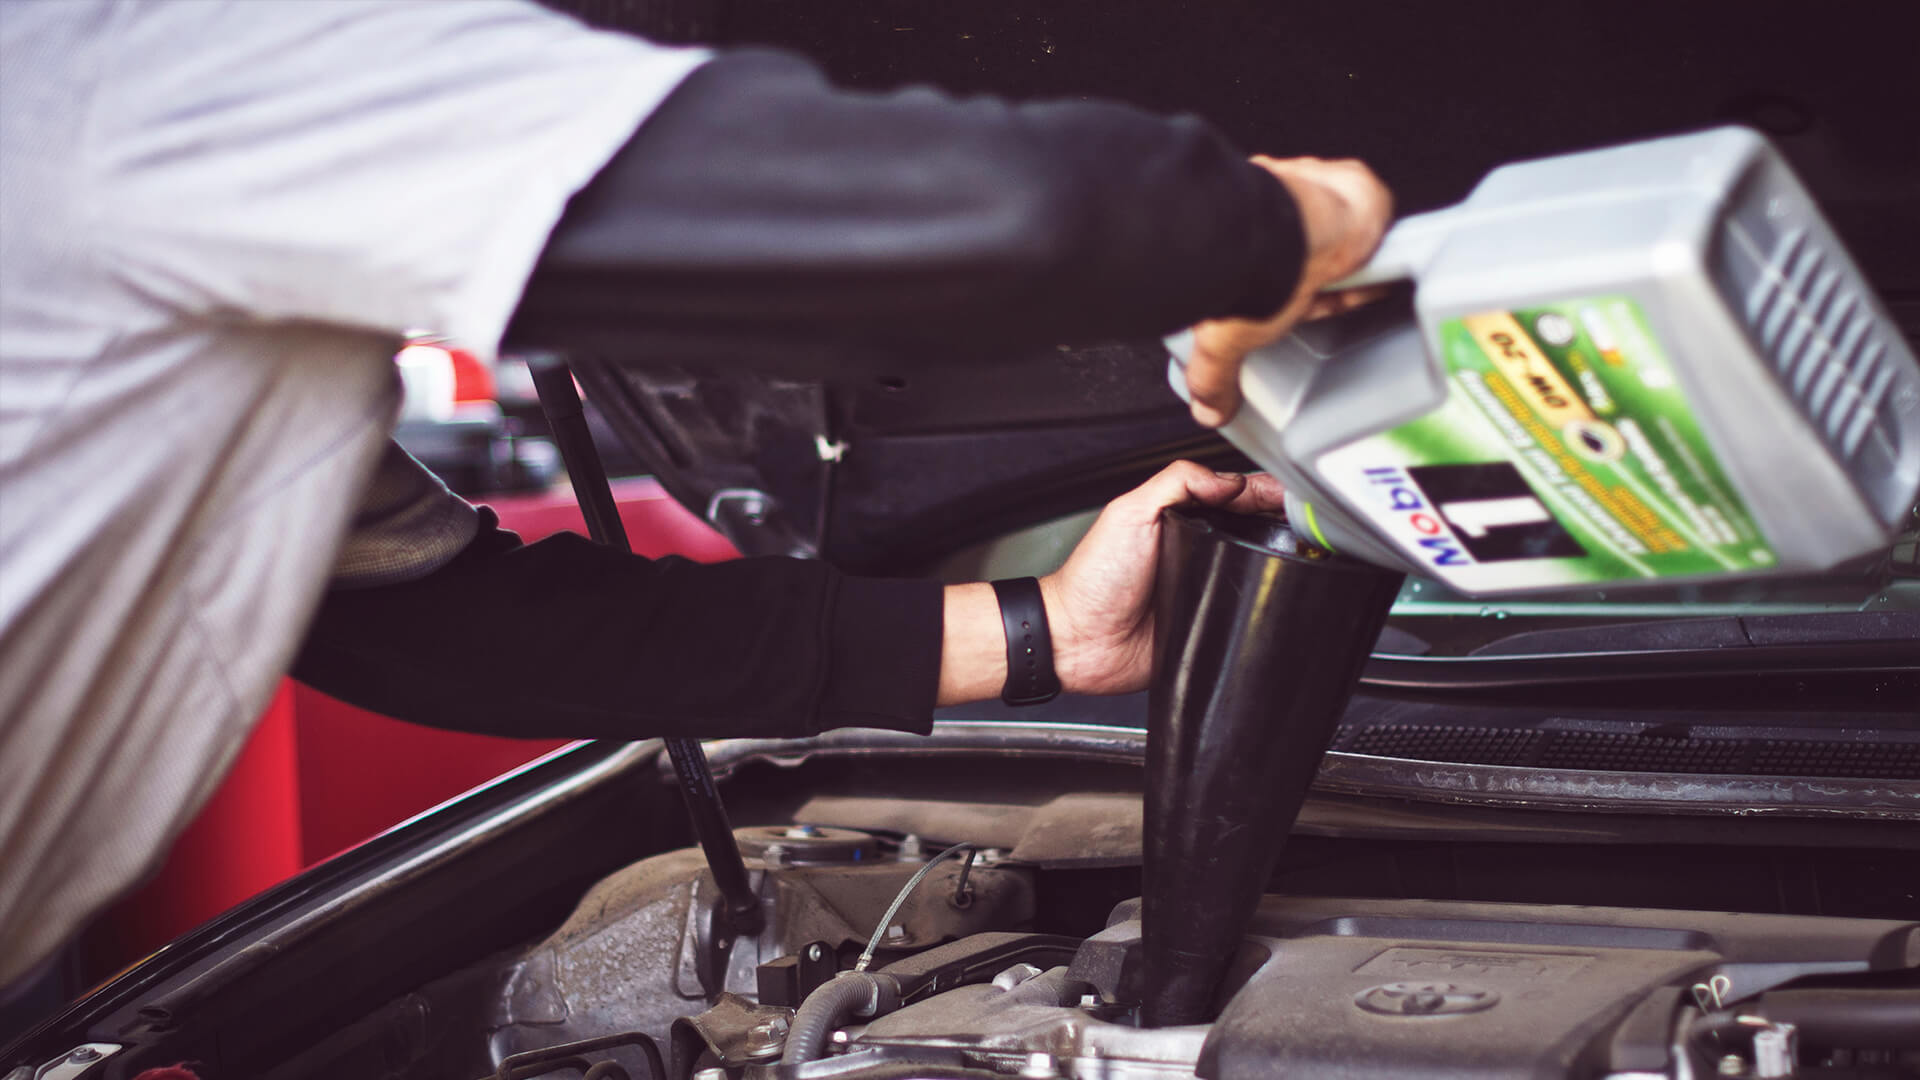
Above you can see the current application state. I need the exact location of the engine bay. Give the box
[269,816,1919,1080]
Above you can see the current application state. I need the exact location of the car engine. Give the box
[275,814,1917,1080]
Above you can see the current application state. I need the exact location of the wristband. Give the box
[990,577,1062,706]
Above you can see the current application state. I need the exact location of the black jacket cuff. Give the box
[818,575,943,734]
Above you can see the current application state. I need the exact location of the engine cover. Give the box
[847,895,1919,1080]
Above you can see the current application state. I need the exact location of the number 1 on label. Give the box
[1438,495,1552,538]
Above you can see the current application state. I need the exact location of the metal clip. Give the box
[706,487,773,527]
[1690,972,1733,1012]
[814,435,849,463]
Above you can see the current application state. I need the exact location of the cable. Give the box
[855,842,977,973]
[782,973,887,1064]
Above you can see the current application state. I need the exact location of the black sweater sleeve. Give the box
[506,48,1306,351]
[291,509,943,740]
[298,53,1303,742]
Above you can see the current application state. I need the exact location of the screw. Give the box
[1020,1052,1057,1078]
[68,1047,102,1064]
[807,943,826,962]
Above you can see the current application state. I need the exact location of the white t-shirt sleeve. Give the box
[92,0,710,358]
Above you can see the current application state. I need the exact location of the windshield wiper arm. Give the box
[1360,634,1920,712]
[1451,611,1920,658]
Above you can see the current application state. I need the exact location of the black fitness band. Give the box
[991,577,1062,706]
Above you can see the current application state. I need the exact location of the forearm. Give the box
[292,511,945,739]
[937,582,1004,706]
[506,49,1306,352]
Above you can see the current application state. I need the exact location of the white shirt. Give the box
[0,0,708,985]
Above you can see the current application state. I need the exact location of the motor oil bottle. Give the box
[1168,127,1920,596]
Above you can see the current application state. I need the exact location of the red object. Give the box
[86,683,303,974]
[93,478,738,977]
[291,685,571,864]
[132,1068,202,1080]
[446,345,495,404]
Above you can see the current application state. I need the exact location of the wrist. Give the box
[936,578,1082,706]
[1037,573,1085,696]
[936,582,1005,706]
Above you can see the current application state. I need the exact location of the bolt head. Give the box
[992,963,1045,991]
[68,1047,103,1064]
[1020,1052,1057,1078]
[745,1016,791,1057]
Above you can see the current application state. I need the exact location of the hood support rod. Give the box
[529,360,765,936]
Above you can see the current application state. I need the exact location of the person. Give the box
[0,0,1389,992]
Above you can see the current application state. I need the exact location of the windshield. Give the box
[1378,513,1918,657]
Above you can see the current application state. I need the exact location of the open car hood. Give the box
[545,1,1919,576]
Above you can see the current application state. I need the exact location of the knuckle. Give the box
[1164,462,1208,489]
[1189,379,1230,403]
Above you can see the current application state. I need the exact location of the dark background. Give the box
[545,0,1920,336]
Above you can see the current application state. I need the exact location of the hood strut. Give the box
[530,361,765,937]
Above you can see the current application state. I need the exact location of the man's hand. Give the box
[937,462,1286,704]
[1186,156,1393,427]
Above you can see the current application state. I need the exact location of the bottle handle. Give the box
[1324,208,1452,291]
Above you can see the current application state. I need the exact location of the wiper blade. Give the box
[1459,611,1920,657]
[1360,637,1920,712]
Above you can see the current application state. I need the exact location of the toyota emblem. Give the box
[1354,982,1500,1017]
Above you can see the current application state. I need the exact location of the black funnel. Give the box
[1140,507,1403,1028]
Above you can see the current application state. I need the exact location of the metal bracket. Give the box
[21,1045,120,1080]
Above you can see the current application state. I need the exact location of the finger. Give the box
[1183,336,1246,427]
[1122,460,1248,516]
[1221,472,1287,514]
[1304,286,1388,320]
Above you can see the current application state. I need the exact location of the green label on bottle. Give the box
[1317,297,1774,592]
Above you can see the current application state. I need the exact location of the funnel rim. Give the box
[1162,505,1394,577]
